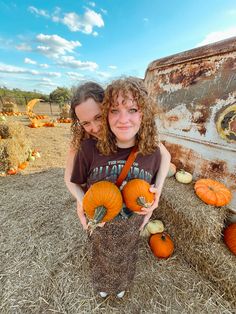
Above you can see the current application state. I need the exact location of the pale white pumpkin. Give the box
[175,169,193,184]
[146,220,165,234]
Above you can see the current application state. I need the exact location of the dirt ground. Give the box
[1,111,235,313]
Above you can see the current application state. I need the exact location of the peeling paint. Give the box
[145,37,236,212]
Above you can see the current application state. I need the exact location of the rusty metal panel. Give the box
[145,37,236,213]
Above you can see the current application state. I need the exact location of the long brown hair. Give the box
[70,82,104,150]
[97,77,159,155]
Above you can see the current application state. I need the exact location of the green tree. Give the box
[49,87,71,107]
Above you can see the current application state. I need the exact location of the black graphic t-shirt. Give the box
[71,138,161,191]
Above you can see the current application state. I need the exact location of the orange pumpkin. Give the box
[194,179,232,206]
[122,179,155,212]
[149,232,174,259]
[18,161,28,170]
[223,223,236,255]
[7,167,17,175]
[83,181,122,224]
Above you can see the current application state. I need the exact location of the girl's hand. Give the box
[136,185,160,230]
[76,202,88,230]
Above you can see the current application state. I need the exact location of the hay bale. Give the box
[178,241,236,306]
[2,101,18,113]
[154,178,236,306]
[154,177,229,244]
[60,104,70,119]
[0,122,31,172]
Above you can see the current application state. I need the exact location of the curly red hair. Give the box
[97,77,159,155]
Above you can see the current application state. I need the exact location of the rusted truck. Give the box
[145,36,236,217]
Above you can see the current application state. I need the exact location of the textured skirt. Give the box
[87,214,144,294]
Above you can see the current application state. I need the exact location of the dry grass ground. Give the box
[1,109,235,313]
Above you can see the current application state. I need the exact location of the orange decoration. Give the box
[224,223,236,255]
[83,181,123,223]
[122,179,154,212]
[194,179,232,206]
[149,232,174,259]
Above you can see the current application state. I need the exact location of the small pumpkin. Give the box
[122,179,155,212]
[194,179,232,206]
[167,163,176,177]
[18,161,28,170]
[146,220,164,234]
[175,169,192,184]
[223,223,236,255]
[149,232,174,259]
[7,167,17,175]
[83,181,122,226]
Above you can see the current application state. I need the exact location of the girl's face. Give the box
[108,91,142,148]
[75,98,102,139]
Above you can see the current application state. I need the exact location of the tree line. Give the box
[0,87,72,108]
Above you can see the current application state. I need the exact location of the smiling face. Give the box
[75,98,102,139]
[108,91,142,148]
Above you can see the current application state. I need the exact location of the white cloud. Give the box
[108,65,117,70]
[39,63,49,68]
[57,56,98,71]
[101,8,107,15]
[93,31,98,36]
[16,43,32,51]
[67,72,85,80]
[35,34,81,57]
[60,9,104,34]
[88,2,96,7]
[28,6,49,18]
[0,63,39,75]
[24,57,37,65]
[0,63,61,77]
[96,71,110,78]
[196,27,236,47]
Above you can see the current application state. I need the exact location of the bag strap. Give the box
[116,146,138,188]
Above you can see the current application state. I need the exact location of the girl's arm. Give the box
[64,147,88,229]
[139,143,171,230]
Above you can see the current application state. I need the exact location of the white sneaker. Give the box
[99,291,108,298]
[116,290,125,298]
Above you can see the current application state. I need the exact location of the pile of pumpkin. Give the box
[57,118,72,123]
[168,162,235,256]
[28,120,56,128]
[0,111,23,116]
[83,179,174,259]
[3,148,41,176]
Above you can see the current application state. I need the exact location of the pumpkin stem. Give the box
[161,233,166,241]
[93,206,107,223]
[137,196,150,208]
[88,206,107,236]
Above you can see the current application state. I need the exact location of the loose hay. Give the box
[0,122,31,172]
[0,169,235,313]
[1,123,235,313]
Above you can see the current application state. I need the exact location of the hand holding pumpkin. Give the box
[77,201,88,230]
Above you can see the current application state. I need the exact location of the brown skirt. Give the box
[87,214,144,294]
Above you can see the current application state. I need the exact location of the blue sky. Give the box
[0,0,236,94]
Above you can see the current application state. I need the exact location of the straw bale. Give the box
[153,177,229,244]
[179,241,236,307]
[1,168,235,313]
[0,122,31,171]
[60,104,70,119]
[2,101,18,113]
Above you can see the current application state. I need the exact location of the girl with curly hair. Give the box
[70,77,170,298]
